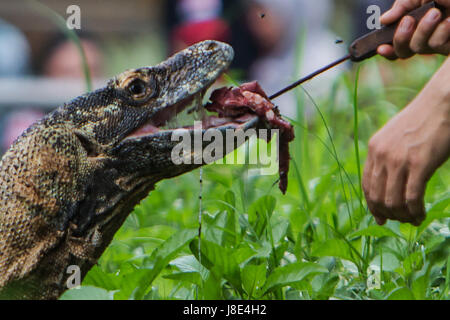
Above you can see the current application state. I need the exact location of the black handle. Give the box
[349,1,444,62]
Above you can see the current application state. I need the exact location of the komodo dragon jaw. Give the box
[0,40,259,299]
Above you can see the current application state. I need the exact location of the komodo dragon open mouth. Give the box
[125,83,260,140]
[112,40,294,193]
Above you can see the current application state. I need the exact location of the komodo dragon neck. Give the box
[0,41,259,299]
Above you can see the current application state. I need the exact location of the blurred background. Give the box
[0,0,395,153]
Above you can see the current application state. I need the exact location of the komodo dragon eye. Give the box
[126,78,157,101]
[128,79,146,96]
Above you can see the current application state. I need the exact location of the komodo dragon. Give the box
[0,40,266,299]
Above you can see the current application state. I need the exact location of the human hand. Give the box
[377,0,450,59]
[362,58,450,226]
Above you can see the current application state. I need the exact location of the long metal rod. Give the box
[269,54,351,100]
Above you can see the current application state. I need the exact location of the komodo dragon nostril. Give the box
[206,42,218,51]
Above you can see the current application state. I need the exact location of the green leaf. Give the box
[224,190,236,208]
[233,244,257,266]
[83,265,120,290]
[241,263,267,298]
[190,238,242,293]
[401,251,423,277]
[312,273,339,300]
[170,254,207,279]
[114,266,152,300]
[399,223,417,241]
[163,272,202,285]
[248,195,276,238]
[270,241,289,269]
[203,169,232,188]
[311,238,355,263]
[203,211,227,245]
[223,191,238,246]
[350,225,400,239]
[387,287,415,300]
[417,197,450,235]
[370,252,400,272]
[411,274,428,300]
[444,255,450,298]
[134,228,197,299]
[60,286,114,300]
[262,262,327,294]
[201,272,223,299]
[270,216,290,244]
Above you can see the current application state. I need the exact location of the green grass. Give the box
[61,54,449,301]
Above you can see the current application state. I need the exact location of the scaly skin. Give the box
[0,41,259,299]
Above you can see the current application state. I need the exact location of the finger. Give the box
[362,156,373,197]
[410,8,443,53]
[381,0,425,25]
[384,166,409,222]
[377,44,398,60]
[428,18,450,55]
[363,157,386,225]
[394,16,417,58]
[369,162,391,221]
[405,169,427,226]
[368,201,387,225]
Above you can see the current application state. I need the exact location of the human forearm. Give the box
[416,55,450,106]
[362,56,450,226]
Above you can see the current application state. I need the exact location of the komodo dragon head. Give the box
[0,41,260,299]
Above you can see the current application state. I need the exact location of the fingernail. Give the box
[426,9,440,22]
[400,17,413,32]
